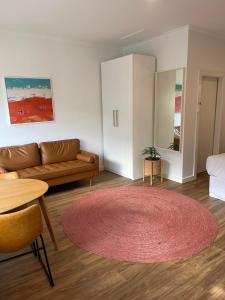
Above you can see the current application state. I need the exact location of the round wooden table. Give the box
[0,179,58,250]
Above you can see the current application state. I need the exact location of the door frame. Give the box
[194,70,225,177]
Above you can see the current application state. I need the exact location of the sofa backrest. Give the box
[0,143,41,171]
[40,139,80,165]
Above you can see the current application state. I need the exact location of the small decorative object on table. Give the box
[142,147,163,185]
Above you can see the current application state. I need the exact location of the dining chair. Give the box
[0,204,54,286]
[0,171,19,180]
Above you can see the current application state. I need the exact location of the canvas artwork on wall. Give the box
[5,77,54,124]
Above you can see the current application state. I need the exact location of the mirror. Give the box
[154,68,184,151]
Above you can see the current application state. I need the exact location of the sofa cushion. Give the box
[77,153,94,163]
[40,139,80,165]
[17,160,95,181]
[0,143,41,171]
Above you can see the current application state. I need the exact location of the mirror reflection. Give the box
[155,68,183,151]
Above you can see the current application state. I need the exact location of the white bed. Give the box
[206,153,225,201]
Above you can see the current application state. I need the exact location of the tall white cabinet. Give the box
[101,54,155,180]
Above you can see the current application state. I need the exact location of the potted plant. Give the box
[142,147,161,161]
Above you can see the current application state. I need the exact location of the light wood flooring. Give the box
[1,171,225,300]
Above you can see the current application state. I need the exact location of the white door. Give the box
[197,76,218,173]
[101,55,133,178]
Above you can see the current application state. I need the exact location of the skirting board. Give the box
[104,168,197,184]
[209,192,225,201]
[104,167,134,180]
[182,176,197,183]
[165,175,183,183]
[165,175,196,184]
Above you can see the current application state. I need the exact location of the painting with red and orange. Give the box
[5,77,54,124]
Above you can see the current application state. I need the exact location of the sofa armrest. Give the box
[77,153,94,163]
[0,166,7,174]
[77,150,99,166]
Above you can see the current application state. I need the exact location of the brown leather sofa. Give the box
[0,139,99,187]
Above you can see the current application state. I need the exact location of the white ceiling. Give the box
[0,0,225,46]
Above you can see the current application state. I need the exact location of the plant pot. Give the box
[145,157,160,161]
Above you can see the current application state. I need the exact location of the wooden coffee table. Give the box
[0,178,58,250]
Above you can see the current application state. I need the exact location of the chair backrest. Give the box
[0,172,19,180]
[0,205,42,253]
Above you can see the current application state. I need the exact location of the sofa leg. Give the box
[90,177,93,187]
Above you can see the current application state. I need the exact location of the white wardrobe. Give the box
[101,54,156,180]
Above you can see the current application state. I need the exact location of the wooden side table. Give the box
[142,159,163,185]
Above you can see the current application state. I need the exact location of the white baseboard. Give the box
[163,174,183,183]
[156,174,196,184]
[182,175,197,183]
[103,168,197,184]
[103,167,134,180]
[209,192,225,201]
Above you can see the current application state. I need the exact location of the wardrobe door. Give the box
[133,55,155,179]
[101,55,133,178]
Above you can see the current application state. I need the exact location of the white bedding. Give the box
[206,153,225,180]
[209,176,225,201]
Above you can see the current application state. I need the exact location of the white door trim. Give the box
[193,69,225,177]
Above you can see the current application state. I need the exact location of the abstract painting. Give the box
[5,77,54,124]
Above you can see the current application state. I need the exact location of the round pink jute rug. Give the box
[62,187,218,263]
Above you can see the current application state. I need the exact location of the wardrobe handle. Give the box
[113,110,116,127]
[116,110,119,127]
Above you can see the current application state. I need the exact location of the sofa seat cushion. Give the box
[17,160,95,181]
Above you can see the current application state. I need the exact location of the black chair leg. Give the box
[31,242,37,256]
[1,238,54,287]
[35,239,41,259]
[35,236,54,287]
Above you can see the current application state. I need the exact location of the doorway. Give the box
[197,76,218,173]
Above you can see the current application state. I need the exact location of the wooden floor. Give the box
[1,172,225,300]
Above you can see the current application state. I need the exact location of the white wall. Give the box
[0,31,122,169]
[3,27,224,183]
[183,29,225,179]
[123,26,189,182]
